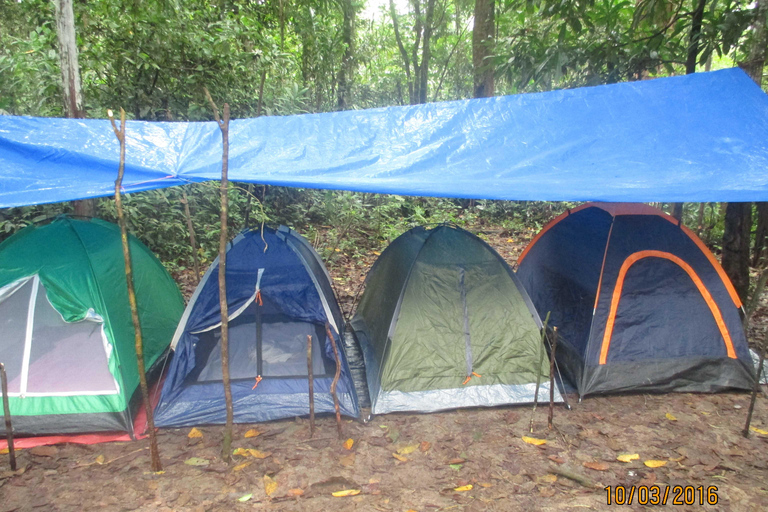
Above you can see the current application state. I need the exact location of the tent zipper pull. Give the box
[462,371,482,385]
[252,375,262,390]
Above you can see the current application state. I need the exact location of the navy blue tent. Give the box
[516,203,755,397]
[1,69,768,207]
[154,226,359,426]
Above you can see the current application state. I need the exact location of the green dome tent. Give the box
[351,225,562,415]
[0,218,184,437]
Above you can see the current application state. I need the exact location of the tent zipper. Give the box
[459,267,473,380]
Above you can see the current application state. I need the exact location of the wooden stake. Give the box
[307,335,315,438]
[548,326,558,430]
[744,328,767,437]
[109,108,161,472]
[0,363,16,471]
[530,311,550,433]
[181,189,201,284]
[325,323,343,439]
[205,88,234,462]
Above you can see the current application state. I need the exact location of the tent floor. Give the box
[3,390,766,510]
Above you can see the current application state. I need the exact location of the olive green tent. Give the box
[351,225,562,414]
[0,218,184,436]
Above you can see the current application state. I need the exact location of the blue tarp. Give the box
[1,68,767,208]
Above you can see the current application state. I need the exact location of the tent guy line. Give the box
[1,68,768,209]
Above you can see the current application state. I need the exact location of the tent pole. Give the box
[743,327,767,438]
[0,363,16,471]
[307,335,315,438]
[326,323,343,439]
[204,88,234,463]
[109,108,162,472]
[548,327,558,430]
[529,311,550,433]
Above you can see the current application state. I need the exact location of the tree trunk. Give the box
[754,202,768,267]
[54,0,95,217]
[685,0,706,74]
[722,203,752,302]
[671,202,683,222]
[390,0,414,103]
[418,0,436,104]
[337,0,355,110]
[472,0,495,98]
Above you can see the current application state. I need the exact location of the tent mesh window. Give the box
[0,276,117,397]
[0,278,34,394]
[189,303,334,383]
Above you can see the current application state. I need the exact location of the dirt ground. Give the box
[2,226,768,511]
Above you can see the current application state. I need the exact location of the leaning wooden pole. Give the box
[325,323,343,439]
[181,189,201,284]
[548,327,558,430]
[205,89,234,462]
[744,329,767,437]
[109,108,162,472]
[307,335,315,438]
[0,363,16,471]
[530,311,550,433]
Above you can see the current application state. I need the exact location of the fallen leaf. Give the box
[339,453,356,467]
[343,438,354,450]
[420,441,432,452]
[332,489,361,497]
[665,413,677,421]
[397,444,419,455]
[187,427,203,438]
[392,453,408,462]
[454,484,473,492]
[479,482,493,488]
[583,461,609,471]
[263,474,278,496]
[449,464,463,471]
[522,436,547,446]
[287,488,304,496]
[644,460,667,468]
[184,457,210,467]
[233,461,253,472]
[507,238,514,243]
[233,448,249,456]
[617,453,639,463]
[386,428,401,444]
[448,458,466,465]
[238,493,253,502]
[548,455,565,464]
[248,449,271,459]
[95,455,105,465]
[538,474,558,483]
[750,426,768,436]
[244,429,260,438]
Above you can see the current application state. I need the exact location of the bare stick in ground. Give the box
[109,108,162,472]
[548,326,558,430]
[530,311,550,433]
[326,323,343,439]
[1,363,16,470]
[181,189,201,284]
[307,335,315,438]
[744,328,767,437]
[204,88,234,462]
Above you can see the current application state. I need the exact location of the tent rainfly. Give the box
[351,225,562,415]
[516,203,756,397]
[0,217,184,436]
[154,226,359,427]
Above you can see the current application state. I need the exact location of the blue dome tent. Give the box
[154,226,359,426]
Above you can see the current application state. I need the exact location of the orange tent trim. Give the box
[598,250,737,365]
